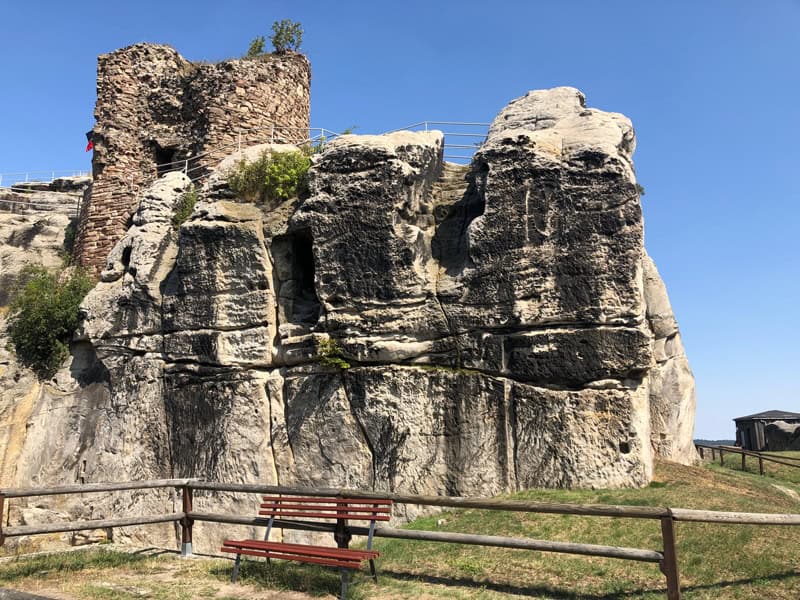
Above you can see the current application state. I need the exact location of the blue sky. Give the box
[1,1,798,438]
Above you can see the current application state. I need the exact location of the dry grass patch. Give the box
[0,548,325,599]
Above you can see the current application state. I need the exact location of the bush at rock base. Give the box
[6,266,93,379]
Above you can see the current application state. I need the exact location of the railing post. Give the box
[698,446,704,459]
[741,452,746,472]
[180,484,193,557]
[759,456,764,476]
[660,513,681,600]
[719,449,724,466]
[711,447,716,460]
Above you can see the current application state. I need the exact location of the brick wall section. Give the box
[74,43,311,271]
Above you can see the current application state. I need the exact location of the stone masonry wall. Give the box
[74,43,310,271]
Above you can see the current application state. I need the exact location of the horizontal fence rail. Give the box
[696,443,800,476]
[190,481,670,519]
[1,480,800,599]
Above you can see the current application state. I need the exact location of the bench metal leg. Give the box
[340,568,350,600]
[231,553,241,584]
[369,558,377,583]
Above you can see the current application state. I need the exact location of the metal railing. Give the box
[2,480,800,599]
[388,121,489,162]
[0,120,487,191]
[0,171,90,188]
[0,120,489,216]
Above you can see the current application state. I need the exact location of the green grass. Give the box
[0,460,798,599]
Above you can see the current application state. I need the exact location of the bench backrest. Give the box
[259,495,393,523]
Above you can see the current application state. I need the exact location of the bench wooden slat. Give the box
[261,496,392,506]
[259,502,392,514]
[222,539,379,560]
[257,509,391,521]
[221,546,362,569]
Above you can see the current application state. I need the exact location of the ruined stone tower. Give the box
[74,43,310,270]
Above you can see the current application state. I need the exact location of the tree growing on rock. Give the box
[270,19,303,53]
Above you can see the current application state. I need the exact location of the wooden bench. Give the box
[221,495,393,599]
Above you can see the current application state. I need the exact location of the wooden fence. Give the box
[695,443,800,476]
[2,480,800,600]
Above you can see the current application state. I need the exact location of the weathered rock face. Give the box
[0,87,696,552]
[643,253,697,464]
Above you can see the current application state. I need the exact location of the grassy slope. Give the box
[371,459,800,599]
[708,449,800,486]
[0,459,798,599]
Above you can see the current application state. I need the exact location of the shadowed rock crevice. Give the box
[432,163,485,275]
[272,228,321,327]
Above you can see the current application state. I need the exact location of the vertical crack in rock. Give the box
[343,374,378,492]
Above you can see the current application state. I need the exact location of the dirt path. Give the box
[1,547,327,600]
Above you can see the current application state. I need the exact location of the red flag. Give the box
[85,140,94,152]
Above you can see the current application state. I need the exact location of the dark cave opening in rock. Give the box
[272,229,321,326]
[155,145,180,177]
[121,245,132,269]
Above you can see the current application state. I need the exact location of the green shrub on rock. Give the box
[245,36,266,58]
[226,150,310,207]
[317,338,350,370]
[172,185,198,229]
[6,266,93,379]
[61,218,78,263]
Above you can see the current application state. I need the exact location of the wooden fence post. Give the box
[711,447,716,460]
[0,493,5,548]
[759,456,764,476]
[719,449,724,466]
[660,513,681,600]
[698,447,704,459]
[180,485,193,557]
[741,452,746,472]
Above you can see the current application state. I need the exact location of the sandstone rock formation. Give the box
[643,253,697,464]
[0,87,697,552]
